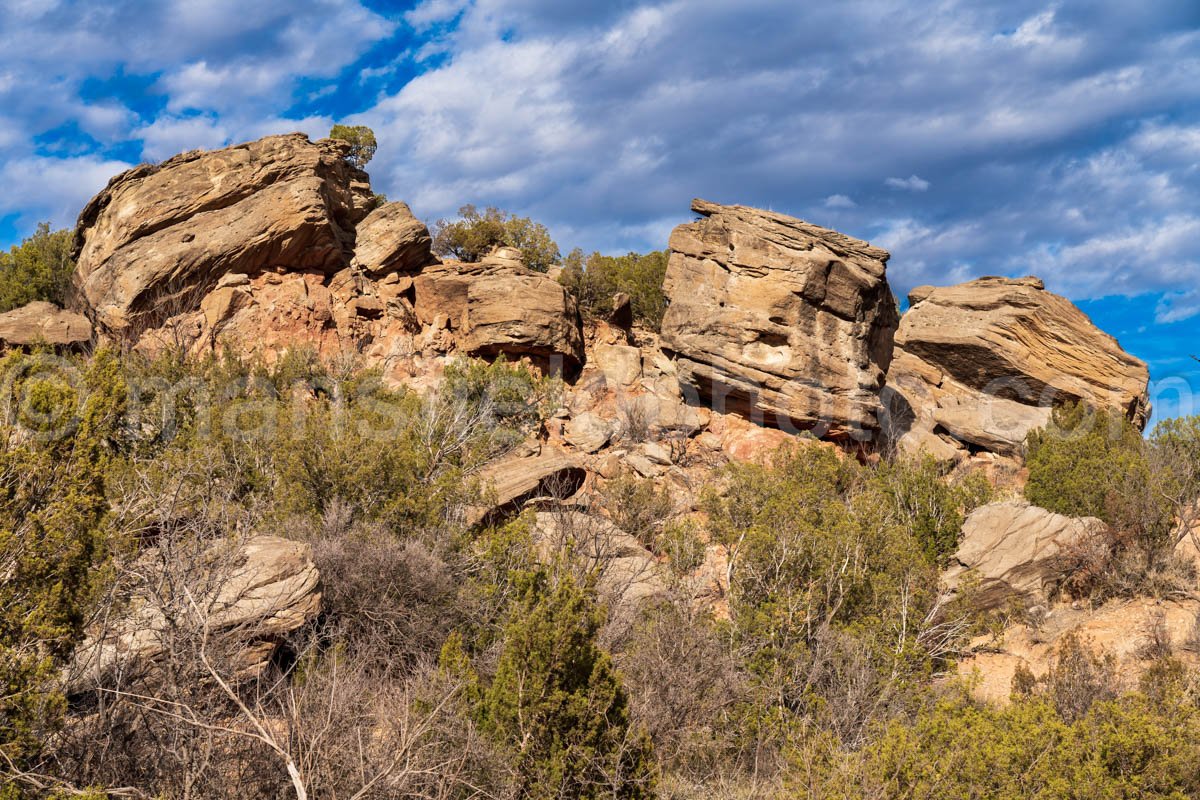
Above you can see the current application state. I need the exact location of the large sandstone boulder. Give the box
[0,301,91,348]
[351,201,434,277]
[532,512,666,609]
[884,277,1151,458]
[70,133,372,333]
[661,199,898,439]
[942,500,1106,611]
[68,535,321,693]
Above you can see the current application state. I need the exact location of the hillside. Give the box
[1,133,1198,799]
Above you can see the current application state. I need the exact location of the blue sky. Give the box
[1,0,1197,422]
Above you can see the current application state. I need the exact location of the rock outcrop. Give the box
[68,535,321,693]
[942,500,1105,611]
[0,301,92,348]
[661,199,898,439]
[465,444,586,525]
[884,277,1151,458]
[71,133,372,334]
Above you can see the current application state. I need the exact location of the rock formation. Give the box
[70,133,372,334]
[68,535,321,694]
[884,277,1151,459]
[0,301,92,348]
[942,500,1106,611]
[660,198,898,439]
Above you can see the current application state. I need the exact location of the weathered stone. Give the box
[884,277,1151,457]
[592,342,642,386]
[68,535,321,693]
[661,199,898,439]
[461,270,584,371]
[351,201,433,277]
[533,512,666,608]
[564,412,612,453]
[0,301,92,348]
[942,501,1106,611]
[70,133,370,333]
[466,446,585,525]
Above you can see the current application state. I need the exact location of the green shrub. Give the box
[432,204,561,271]
[559,249,669,329]
[871,455,993,563]
[0,223,75,312]
[1025,402,1150,521]
[456,572,656,800]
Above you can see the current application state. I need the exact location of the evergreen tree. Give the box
[478,573,655,800]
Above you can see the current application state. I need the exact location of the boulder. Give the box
[660,199,898,439]
[884,277,1151,457]
[532,512,666,608]
[461,270,585,371]
[466,445,585,525]
[0,301,92,348]
[564,412,612,453]
[351,201,434,277]
[70,133,371,333]
[942,501,1106,611]
[68,535,321,693]
[592,342,642,386]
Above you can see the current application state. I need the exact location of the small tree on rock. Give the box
[432,204,561,272]
[329,124,377,169]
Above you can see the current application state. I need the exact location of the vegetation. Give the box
[0,224,75,313]
[1025,404,1200,600]
[2,341,1199,798]
[559,249,669,329]
[432,204,561,271]
[328,123,378,169]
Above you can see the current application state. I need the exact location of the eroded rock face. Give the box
[70,133,372,334]
[661,199,898,439]
[884,277,1151,458]
[0,301,92,348]
[68,535,321,694]
[942,500,1105,611]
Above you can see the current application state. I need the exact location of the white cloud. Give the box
[885,175,931,192]
[824,194,857,209]
[1155,289,1200,324]
[0,154,133,229]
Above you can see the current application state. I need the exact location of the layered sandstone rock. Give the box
[884,277,1151,458]
[68,535,321,693]
[415,248,585,371]
[661,199,898,438]
[351,201,433,277]
[71,133,372,334]
[942,500,1105,611]
[0,301,92,347]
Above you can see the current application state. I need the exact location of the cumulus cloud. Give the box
[0,0,392,227]
[350,0,1200,316]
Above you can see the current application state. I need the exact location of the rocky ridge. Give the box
[1,134,1164,696]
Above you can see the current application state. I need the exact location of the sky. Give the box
[0,0,1197,422]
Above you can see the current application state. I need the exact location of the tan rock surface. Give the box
[661,199,898,439]
[885,277,1151,457]
[466,445,585,525]
[943,500,1106,611]
[0,301,92,347]
[68,535,321,693]
[70,133,370,333]
[351,200,434,277]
